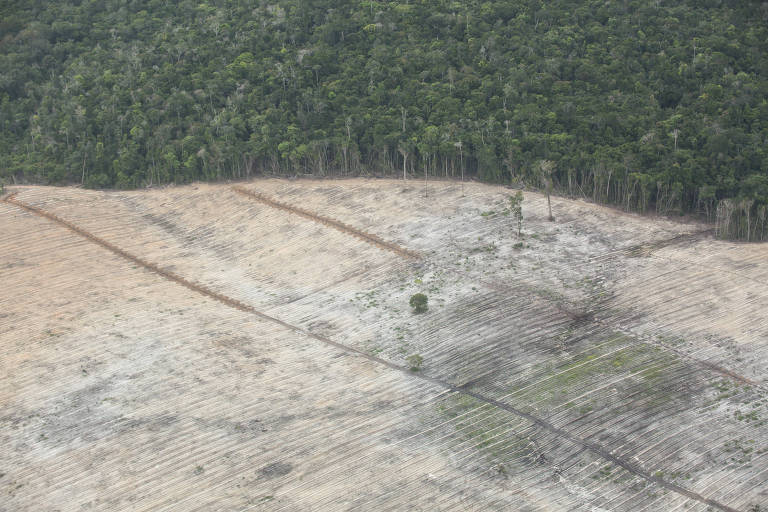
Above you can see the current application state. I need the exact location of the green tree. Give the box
[509,191,524,237]
[406,354,423,372]
[409,293,428,314]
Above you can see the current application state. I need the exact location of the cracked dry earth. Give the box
[1,179,767,511]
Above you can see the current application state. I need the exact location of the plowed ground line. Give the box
[232,185,422,260]
[3,193,738,512]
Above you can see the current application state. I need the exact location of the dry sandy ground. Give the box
[1,179,767,511]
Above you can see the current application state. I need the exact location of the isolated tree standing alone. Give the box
[509,191,524,237]
[409,293,428,314]
[538,160,556,221]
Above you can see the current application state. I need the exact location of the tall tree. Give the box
[538,160,556,221]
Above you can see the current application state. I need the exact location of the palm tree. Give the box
[538,160,556,221]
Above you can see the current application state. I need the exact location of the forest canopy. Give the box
[1,0,767,236]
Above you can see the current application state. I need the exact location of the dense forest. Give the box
[1,0,767,238]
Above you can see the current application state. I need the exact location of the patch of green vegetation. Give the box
[511,332,685,415]
[734,410,760,422]
[710,379,741,402]
[724,439,755,464]
[592,464,613,480]
[539,338,637,386]
[363,339,383,356]
[352,290,381,309]
[406,354,423,372]
[437,394,541,465]
[668,471,692,481]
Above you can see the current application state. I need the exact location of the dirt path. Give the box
[2,192,742,512]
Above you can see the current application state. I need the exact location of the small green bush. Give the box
[409,293,428,314]
[406,354,423,372]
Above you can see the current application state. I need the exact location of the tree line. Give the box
[1,0,766,239]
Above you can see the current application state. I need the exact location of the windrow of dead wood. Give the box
[232,185,422,260]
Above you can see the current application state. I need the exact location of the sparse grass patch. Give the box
[734,410,760,422]
[592,465,613,479]
[508,332,688,415]
[437,394,542,465]
[724,439,755,463]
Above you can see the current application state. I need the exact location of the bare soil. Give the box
[1,179,767,511]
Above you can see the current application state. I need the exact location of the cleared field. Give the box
[1,179,767,511]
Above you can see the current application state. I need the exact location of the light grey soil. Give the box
[1,179,766,511]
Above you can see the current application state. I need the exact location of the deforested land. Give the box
[2,179,767,511]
